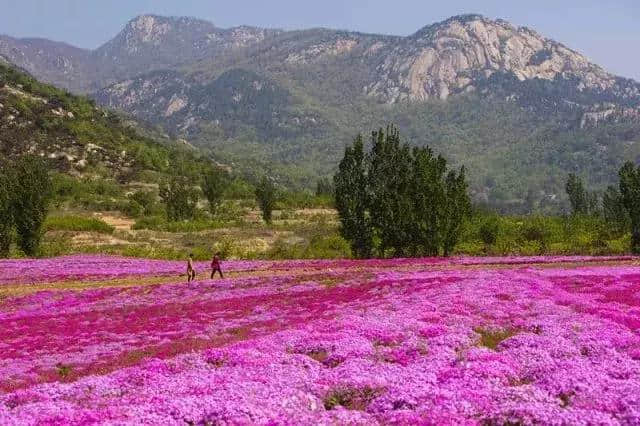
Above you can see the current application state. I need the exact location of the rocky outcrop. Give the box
[365,15,618,102]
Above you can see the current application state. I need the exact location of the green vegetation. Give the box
[159,176,199,221]
[0,161,12,257]
[202,168,229,215]
[266,233,351,260]
[255,176,276,224]
[456,213,629,256]
[619,162,640,254]
[10,156,53,256]
[45,216,114,234]
[132,216,226,233]
[475,327,520,350]
[335,126,470,258]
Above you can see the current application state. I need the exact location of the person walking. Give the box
[187,253,196,282]
[211,252,224,279]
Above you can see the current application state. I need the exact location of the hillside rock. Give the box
[365,15,620,102]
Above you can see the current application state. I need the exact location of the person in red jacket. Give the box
[211,252,224,279]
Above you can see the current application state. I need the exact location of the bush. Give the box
[45,216,114,234]
[132,216,167,231]
[266,232,351,260]
[478,216,500,247]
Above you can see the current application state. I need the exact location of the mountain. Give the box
[3,14,640,212]
[0,15,279,93]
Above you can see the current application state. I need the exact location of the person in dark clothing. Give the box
[211,252,224,279]
[187,254,196,282]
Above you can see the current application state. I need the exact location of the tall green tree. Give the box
[565,173,588,215]
[334,125,470,258]
[0,163,13,257]
[334,135,373,258]
[159,176,199,221]
[255,176,276,224]
[408,146,446,256]
[11,155,52,256]
[368,126,412,256]
[602,185,630,233]
[442,167,471,256]
[619,162,640,253]
[202,167,228,215]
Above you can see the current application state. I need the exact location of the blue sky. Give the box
[1,0,638,80]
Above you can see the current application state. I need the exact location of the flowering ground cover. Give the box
[1,256,640,424]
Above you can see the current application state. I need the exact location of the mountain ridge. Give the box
[2,13,640,212]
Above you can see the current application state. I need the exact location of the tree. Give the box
[255,176,276,224]
[619,162,640,253]
[441,167,471,256]
[11,155,52,256]
[368,126,413,256]
[202,167,228,215]
[565,173,587,215]
[603,185,630,233]
[408,146,446,256]
[159,176,199,221]
[334,135,373,258]
[0,163,13,257]
[334,125,470,258]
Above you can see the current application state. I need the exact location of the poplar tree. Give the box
[566,173,588,215]
[202,167,228,216]
[334,125,470,258]
[255,176,276,224]
[334,135,373,258]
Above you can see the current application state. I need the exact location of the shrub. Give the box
[478,216,500,247]
[132,216,167,231]
[45,216,114,234]
[129,190,158,216]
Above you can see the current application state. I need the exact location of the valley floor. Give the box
[1,255,640,424]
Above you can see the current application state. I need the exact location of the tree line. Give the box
[159,167,277,224]
[333,125,470,258]
[566,163,640,254]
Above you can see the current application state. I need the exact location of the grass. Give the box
[132,216,228,233]
[45,215,114,234]
[474,327,520,350]
[55,363,73,378]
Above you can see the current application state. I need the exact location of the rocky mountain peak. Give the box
[366,14,616,102]
[105,14,218,55]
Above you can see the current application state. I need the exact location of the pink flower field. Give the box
[1,255,640,425]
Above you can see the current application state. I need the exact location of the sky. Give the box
[0,0,638,81]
